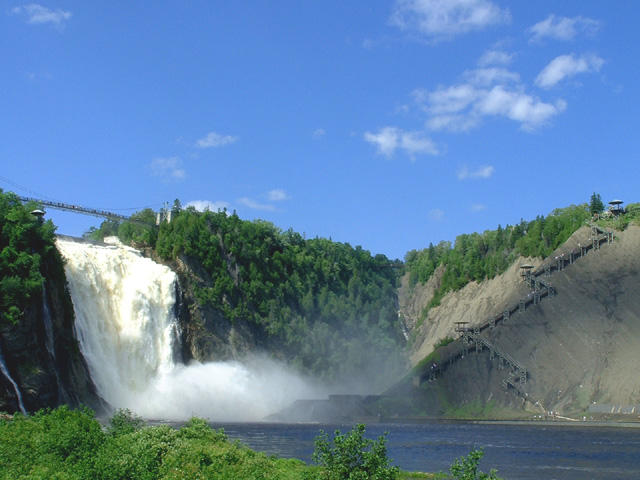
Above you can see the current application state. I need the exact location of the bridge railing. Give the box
[18,196,152,226]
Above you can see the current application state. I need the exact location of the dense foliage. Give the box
[310,424,400,480]
[0,190,59,326]
[450,448,500,480]
[0,406,310,480]
[1,407,492,479]
[85,196,640,383]
[92,204,405,385]
[84,208,157,246]
[405,204,591,312]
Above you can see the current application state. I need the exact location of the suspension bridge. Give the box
[17,195,171,226]
[18,195,133,222]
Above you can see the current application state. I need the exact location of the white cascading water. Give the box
[0,341,27,414]
[56,237,320,421]
[42,285,68,403]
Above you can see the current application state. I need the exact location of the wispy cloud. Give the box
[428,209,444,221]
[149,157,186,182]
[471,203,487,212]
[195,132,238,148]
[237,197,276,211]
[312,128,326,139]
[390,0,510,41]
[236,189,291,212]
[267,189,290,202]
[478,49,515,67]
[12,4,72,29]
[535,53,604,89]
[527,15,600,43]
[413,56,567,132]
[364,127,438,159]
[457,164,494,180]
[186,200,229,212]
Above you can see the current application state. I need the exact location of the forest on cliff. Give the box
[3,188,639,391]
[84,195,639,386]
[87,202,406,385]
[0,190,64,327]
[404,199,640,322]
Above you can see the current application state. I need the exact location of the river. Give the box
[57,237,640,478]
[203,420,640,479]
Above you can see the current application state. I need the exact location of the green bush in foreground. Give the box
[450,448,500,480]
[309,424,400,480]
[0,406,307,480]
[0,407,499,479]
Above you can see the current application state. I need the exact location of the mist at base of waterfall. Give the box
[117,354,326,422]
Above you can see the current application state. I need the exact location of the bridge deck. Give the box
[19,196,133,222]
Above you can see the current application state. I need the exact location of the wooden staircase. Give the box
[422,221,614,411]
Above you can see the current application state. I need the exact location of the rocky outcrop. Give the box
[403,258,539,367]
[0,253,103,415]
[392,225,640,418]
[144,250,263,364]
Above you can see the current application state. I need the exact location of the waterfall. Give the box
[0,341,27,415]
[42,285,69,403]
[56,237,321,421]
[56,237,179,410]
[42,285,56,359]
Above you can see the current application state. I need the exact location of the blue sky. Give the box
[2,1,638,260]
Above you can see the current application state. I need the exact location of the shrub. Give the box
[310,423,399,480]
[450,448,501,480]
[106,408,144,437]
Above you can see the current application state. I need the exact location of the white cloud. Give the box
[535,53,604,89]
[149,157,186,182]
[237,197,275,211]
[478,49,515,67]
[457,164,494,180]
[426,113,480,132]
[364,127,438,159]
[399,130,439,158]
[471,203,487,212]
[528,15,600,43]
[463,67,520,87]
[418,84,479,115]
[475,86,567,130]
[416,64,567,132]
[196,132,238,148]
[12,4,72,28]
[267,189,290,202]
[312,128,326,139]
[428,209,444,221]
[364,127,399,157]
[390,0,510,40]
[186,200,229,212]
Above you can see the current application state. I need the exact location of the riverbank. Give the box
[375,414,640,428]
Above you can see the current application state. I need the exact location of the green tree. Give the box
[450,448,501,480]
[311,424,399,480]
[0,190,58,326]
[148,204,405,385]
[106,408,144,437]
[589,192,605,216]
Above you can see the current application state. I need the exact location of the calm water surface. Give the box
[206,421,640,480]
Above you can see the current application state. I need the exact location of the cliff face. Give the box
[144,250,263,364]
[401,259,538,367]
[0,254,103,415]
[4,223,637,419]
[395,225,640,417]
